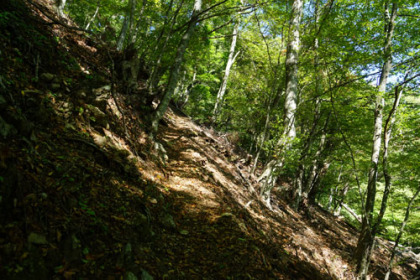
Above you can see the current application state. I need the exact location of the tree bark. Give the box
[85,2,100,30]
[130,0,147,45]
[56,0,66,18]
[117,0,136,51]
[258,0,303,209]
[341,202,362,224]
[354,2,397,279]
[212,19,240,120]
[151,0,203,136]
[147,0,183,94]
[384,185,420,280]
[371,84,403,235]
[334,183,350,216]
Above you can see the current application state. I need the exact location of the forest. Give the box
[0,0,419,279]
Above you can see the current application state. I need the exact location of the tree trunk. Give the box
[251,87,282,174]
[56,0,66,18]
[130,0,147,45]
[151,0,202,136]
[147,0,182,94]
[212,19,240,120]
[370,84,403,236]
[384,185,420,280]
[117,0,136,51]
[354,2,397,279]
[178,70,197,108]
[258,0,303,209]
[85,2,100,30]
[334,183,349,216]
[341,202,362,224]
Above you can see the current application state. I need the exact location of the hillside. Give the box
[0,1,419,279]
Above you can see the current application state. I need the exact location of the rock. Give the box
[86,104,107,126]
[40,73,55,82]
[92,134,108,147]
[93,85,111,110]
[141,269,153,280]
[93,85,111,96]
[28,232,48,245]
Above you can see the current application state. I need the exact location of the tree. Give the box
[56,0,66,17]
[258,0,303,209]
[212,16,240,121]
[151,0,203,136]
[384,184,420,280]
[354,2,398,279]
[117,0,136,51]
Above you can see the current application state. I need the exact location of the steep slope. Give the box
[0,1,418,279]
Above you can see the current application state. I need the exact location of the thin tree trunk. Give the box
[355,2,397,279]
[85,3,100,30]
[151,0,202,136]
[384,185,420,280]
[117,0,136,51]
[341,203,362,223]
[371,84,403,236]
[212,19,240,120]
[147,0,183,94]
[56,0,66,18]
[251,87,282,174]
[307,160,330,203]
[334,183,349,216]
[117,18,129,51]
[130,0,147,45]
[258,0,303,209]
[330,164,343,212]
[179,70,197,108]
[295,102,327,209]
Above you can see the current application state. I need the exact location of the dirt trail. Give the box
[1,1,418,278]
[134,108,417,280]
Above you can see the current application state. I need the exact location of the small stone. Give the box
[40,73,55,82]
[93,85,111,96]
[86,104,106,123]
[28,232,48,245]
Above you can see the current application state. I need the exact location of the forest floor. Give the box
[0,0,419,279]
